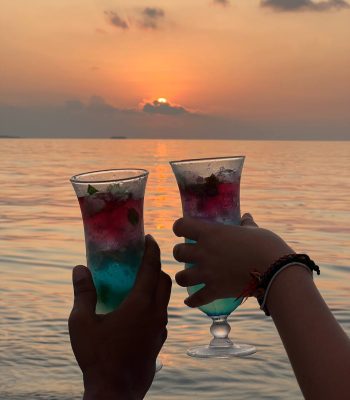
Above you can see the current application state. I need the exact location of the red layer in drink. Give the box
[179,175,240,219]
[78,193,143,248]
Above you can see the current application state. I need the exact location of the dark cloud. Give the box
[143,7,165,18]
[261,0,350,12]
[104,11,129,30]
[87,96,117,112]
[213,0,230,6]
[143,100,189,115]
[139,7,165,30]
[1,97,349,139]
[64,100,84,111]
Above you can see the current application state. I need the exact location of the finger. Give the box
[154,271,172,324]
[153,328,168,357]
[71,265,97,316]
[155,271,172,309]
[175,267,205,287]
[173,243,202,263]
[173,217,211,241]
[184,287,216,308]
[132,235,161,297]
[161,328,168,345]
[241,213,258,228]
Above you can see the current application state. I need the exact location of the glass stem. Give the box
[209,316,233,348]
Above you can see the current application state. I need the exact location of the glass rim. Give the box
[70,168,149,184]
[169,155,245,166]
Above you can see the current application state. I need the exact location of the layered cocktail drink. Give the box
[71,169,148,314]
[179,171,242,317]
[171,157,256,358]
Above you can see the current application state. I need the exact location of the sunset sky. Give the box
[1,0,350,138]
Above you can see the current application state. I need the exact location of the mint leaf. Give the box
[128,208,140,226]
[87,184,99,195]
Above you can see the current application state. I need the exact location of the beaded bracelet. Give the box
[240,254,320,316]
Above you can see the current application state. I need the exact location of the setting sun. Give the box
[157,97,168,103]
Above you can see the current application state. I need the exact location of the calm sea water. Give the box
[1,139,349,400]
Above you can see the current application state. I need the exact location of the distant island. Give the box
[110,136,127,139]
[0,135,21,138]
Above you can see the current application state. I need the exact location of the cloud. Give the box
[143,7,165,19]
[143,99,189,115]
[87,96,117,112]
[139,7,165,30]
[261,0,350,12]
[1,96,349,139]
[213,0,230,6]
[104,11,129,30]
[64,100,84,111]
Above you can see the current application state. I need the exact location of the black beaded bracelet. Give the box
[249,254,320,316]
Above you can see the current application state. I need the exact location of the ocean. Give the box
[1,139,349,399]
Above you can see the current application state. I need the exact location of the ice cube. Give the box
[216,167,237,183]
[84,196,106,216]
[107,183,130,201]
[182,171,199,185]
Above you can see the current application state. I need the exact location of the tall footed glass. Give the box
[170,157,256,358]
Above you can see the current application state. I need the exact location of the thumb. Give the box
[131,235,161,296]
[71,265,97,316]
[240,213,259,228]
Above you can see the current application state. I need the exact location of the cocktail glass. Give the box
[71,169,163,370]
[71,169,148,313]
[170,157,256,358]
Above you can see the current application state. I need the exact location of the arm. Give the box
[173,215,350,399]
[267,266,350,400]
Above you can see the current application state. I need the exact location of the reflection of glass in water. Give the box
[71,169,148,314]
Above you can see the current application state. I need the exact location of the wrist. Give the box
[266,265,314,315]
[83,373,136,400]
[84,384,135,400]
[252,253,320,315]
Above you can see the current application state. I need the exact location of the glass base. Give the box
[187,343,256,358]
[186,315,256,358]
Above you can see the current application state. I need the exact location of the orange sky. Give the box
[1,0,350,138]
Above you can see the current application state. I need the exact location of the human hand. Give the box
[173,213,294,308]
[69,235,172,400]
